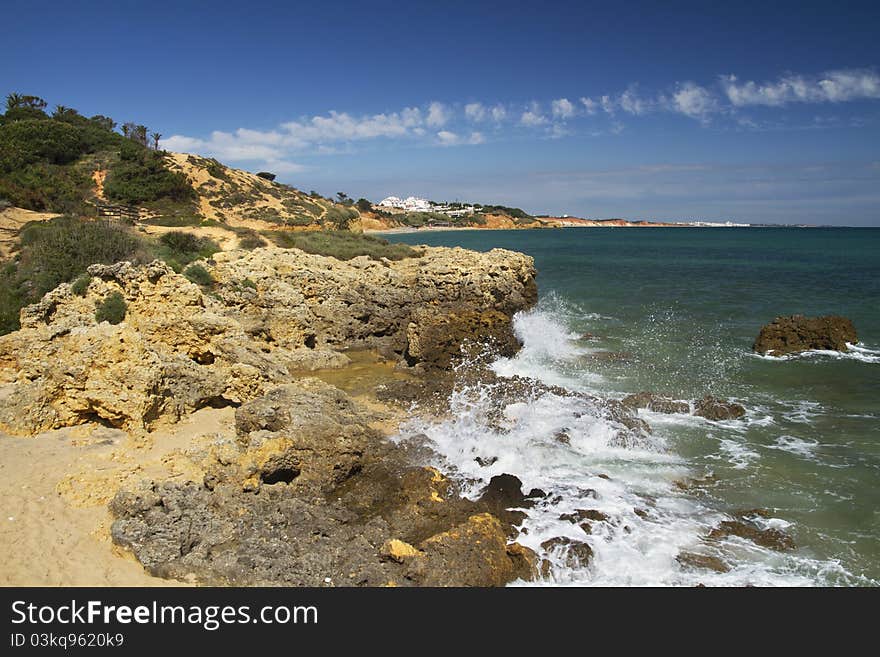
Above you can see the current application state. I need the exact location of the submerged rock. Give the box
[753,314,857,356]
[622,392,689,414]
[540,537,594,568]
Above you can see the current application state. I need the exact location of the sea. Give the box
[384,227,880,586]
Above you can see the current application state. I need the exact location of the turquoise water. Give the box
[388,228,880,585]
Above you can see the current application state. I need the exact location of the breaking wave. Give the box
[394,301,871,586]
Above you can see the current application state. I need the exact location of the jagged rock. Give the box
[753,314,857,355]
[692,395,746,421]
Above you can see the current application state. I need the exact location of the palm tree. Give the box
[6,93,22,111]
[150,132,162,150]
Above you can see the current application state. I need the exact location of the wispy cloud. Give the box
[436,130,484,146]
[721,69,880,106]
[162,67,879,174]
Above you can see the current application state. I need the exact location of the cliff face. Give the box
[0,245,535,436]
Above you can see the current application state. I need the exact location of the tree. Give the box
[5,93,23,112]
[356,198,372,213]
[256,171,276,181]
[89,115,116,131]
[336,191,349,203]
[53,105,79,120]
[150,132,162,150]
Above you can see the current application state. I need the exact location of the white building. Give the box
[379,195,433,212]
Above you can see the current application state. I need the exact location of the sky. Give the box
[3,0,880,225]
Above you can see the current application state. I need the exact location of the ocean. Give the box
[385,227,880,586]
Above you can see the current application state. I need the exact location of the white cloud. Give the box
[437,130,459,145]
[436,130,485,146]
[426,101,451,127]
[520,102,549,126]
[263,159,307,174]
[618,88,648,115]
[465,102,486,121]
[580,97,598,115]
[551,97,576,119]
[490,105,507,122]
[721,69,880,106]
[600,95,615,115]
[670,82,717,120]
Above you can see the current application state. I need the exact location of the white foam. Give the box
[750,342,880,364]
[768,435,821,459]
[717,438,761,469]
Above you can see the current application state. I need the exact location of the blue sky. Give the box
[3,0,880,224]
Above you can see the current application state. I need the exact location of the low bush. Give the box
[95,291,127,324]
[70,273,91,296]
[155,231,219,271]
[237,232,267,249]
[264,230,419,261]
[184,263,214,287]
[323,206,358,230]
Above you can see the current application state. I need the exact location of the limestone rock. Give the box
[0,245,536,436]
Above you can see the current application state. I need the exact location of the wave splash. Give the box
[395,300,870,586]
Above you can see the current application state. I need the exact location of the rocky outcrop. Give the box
[753,315,857,356]
[110,379,538,586]
[0,246,536,436]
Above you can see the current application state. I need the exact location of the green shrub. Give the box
[238,232,267,249]
[18,216,145,297]
[104,150,194,205]
[0,119,87,170]
[0,263,23,334]
[264,230,419,261]
[0,217,146,335]
[323,206,358,230]
[184,263,214,287]
[155,231,219,271]
[160,230,202,253]
[95,291,127,324]
[70,273,91,296]
[241,278,257,289]
[0,162,91,213]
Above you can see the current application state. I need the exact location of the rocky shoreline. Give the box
[0,243,803,586]
[0,244,545,586]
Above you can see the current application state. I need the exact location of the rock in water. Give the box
[753,314,857,356]
[692,395,746,421]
